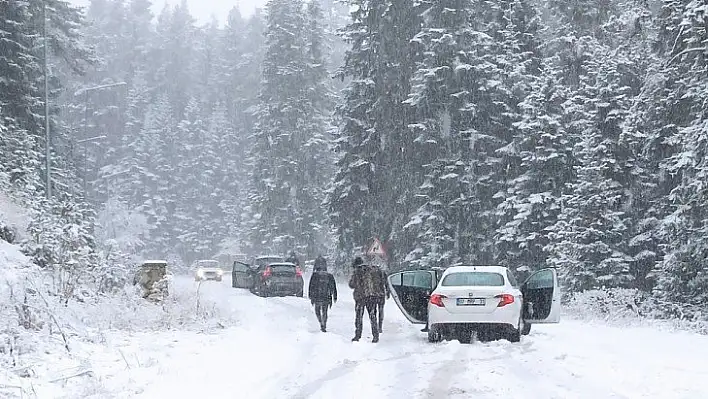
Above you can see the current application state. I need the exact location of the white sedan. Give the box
[387,265,561,343]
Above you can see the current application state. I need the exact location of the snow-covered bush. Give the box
[564,287,708,334]
[563,288,647,322]
[59,278,240,333]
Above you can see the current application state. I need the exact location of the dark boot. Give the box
[372,336,379,343]
[322,306,328,332]
[353,301,364,342]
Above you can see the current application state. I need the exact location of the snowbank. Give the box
[564,288,708,335]
[0,191,29,241]
[0,239,240,399]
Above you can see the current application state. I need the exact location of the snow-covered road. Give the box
[62,275,708,399]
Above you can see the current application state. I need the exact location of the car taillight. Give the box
[295,267,303,277]
[262,266,272,278]
[495,294,514,307]
[429,294,446,307]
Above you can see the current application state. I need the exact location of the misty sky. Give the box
[70,0,266,25]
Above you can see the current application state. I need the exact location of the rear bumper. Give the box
[261,279,303,295]
[428,302,520,328]
[196,274,223,281]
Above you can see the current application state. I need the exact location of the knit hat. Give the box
[314,255,327,271]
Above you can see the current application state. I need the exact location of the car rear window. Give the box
[271,265,296,274]
[441,272,505,287]
[256,257,283,267]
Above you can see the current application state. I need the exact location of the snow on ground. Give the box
[3,273,708,398]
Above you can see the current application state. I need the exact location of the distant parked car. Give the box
[250,261,304,297]
[193,259,223,282]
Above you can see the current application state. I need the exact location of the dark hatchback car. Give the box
[232,256,283,289]
[232,260,304,297]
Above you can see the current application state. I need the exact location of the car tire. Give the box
[508,324,521,344]
[458,333,473,344]
[457,326,473,344]
[521,322,531,336]
[428,324,443,343]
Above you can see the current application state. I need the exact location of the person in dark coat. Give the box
[308,255,337,332]
[373,266,390,333]
[348,256,386,343]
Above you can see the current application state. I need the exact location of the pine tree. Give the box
[132,95,176,257]
[248,0,332,257]
[211,102,245,253]
[403,0,540,268]
[0,0,43,195]
[540,0,653,293]
[495,72,573,273]
[329,0,421,264]
[153,1,195,118]
[650,0,708,312]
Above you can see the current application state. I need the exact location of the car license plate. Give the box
[457,298,485,306]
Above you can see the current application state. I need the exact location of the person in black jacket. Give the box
[374,267,390,333]
[308,255,337,332]
[348,257,386,343]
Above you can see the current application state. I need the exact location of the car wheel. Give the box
[428,324,443,343]
[476,328,495,343]
[457,326,473,344]
[508,319,522,343]
[521,322,531,336]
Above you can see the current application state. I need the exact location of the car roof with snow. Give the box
[268,262,297,267]
[195,259,219,267]
[443,265,508,274]
[142,259,167,264]
[256,255,282,259]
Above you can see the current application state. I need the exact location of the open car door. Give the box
[387,270,439,324]
[521,268,561,324]
[232,261,254,289]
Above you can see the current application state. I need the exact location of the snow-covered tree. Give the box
[247,0,332,257]
[402,0,541,268]
[650,0,708,312]
[329,0,422,265]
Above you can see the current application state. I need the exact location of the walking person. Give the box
[308,255,337,332]
[373,266,390,333]
[348,257,386,343]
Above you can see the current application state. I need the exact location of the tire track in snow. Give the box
[289,359,359,399]
[286,350,419,398]
[423,345,480,399]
